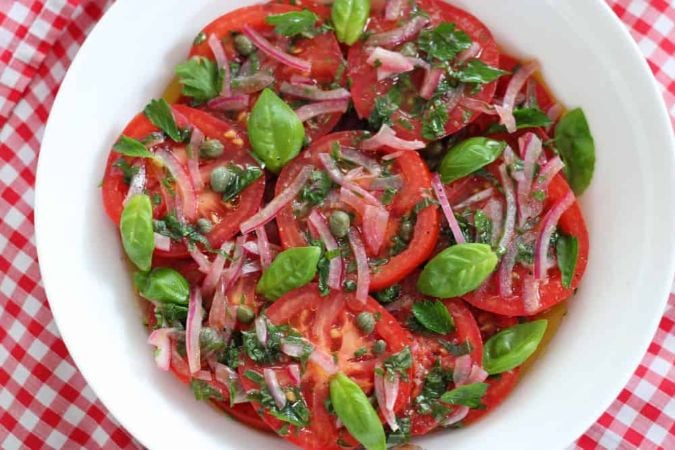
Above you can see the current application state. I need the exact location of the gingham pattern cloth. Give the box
[0,0,673,448]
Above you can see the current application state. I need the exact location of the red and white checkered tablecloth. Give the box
[0,0,673,448]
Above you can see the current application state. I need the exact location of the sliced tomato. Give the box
[187,4,346,141]
[275,131,440,291]
[463,368,520,426]
[348,0,500,141]
[101,105,265,258]
[238,285,415,449]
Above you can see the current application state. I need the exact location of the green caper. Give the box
[234,34,255,56]
[196,218,213,234]
[199,327,225,352]
[399,42,418,57]
[399,218,414,242]
[329,210,351,238]
[356,312,375,334]
[236,305,255,323]
[199,139,224,159]
[210,166,235,193]
[372,339,387,355]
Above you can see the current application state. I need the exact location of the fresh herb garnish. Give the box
[190,379,223,401]
[555,107,595,195]
[421,98,449,140]
[175,56,223,104]
[143,98,187,142]
[368,85,401,129]
[383,347,412,381]
[113,135,155,159]
[417,22,472,62]
[452,59,508,85]
[373,284,401,304]
[112,158,139,185]
[219,164,263,202]
[556,234,579,288]
[440,382,488,409]
[299,170,334,206]
[412,300,455,335]
[267,9,319,37]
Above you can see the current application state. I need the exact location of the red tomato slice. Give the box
[238,285,415,450]
[463,368,520,426]
[187,4,346,141]
[348,0,500,141]
[275,131,440,291]
[101,105,265,258]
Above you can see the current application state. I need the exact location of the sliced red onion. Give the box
[456,42,481,65]
[171,107,190,129]
[535,156,564,193]
[517,133,543,227]
[467,364,489,384]
[124,165,146,205]
[187,126,205,191]
[202,241,234,297]
[189,246,212,274]
[348,228,370,304]
[546,103,563,131]
[242,261,261,274]
[453,354,473,386]
[207,33,231,97]
[319,153,382,206]
[442,406,469,427]
[339,148,382,175]
[374,370,399,431]
[154,148,198,221]
[214,363,247,404]
[194,369,212,381]
[385,0,406,20]
[186,288,203,374]
[281,341,306,358]
[367,47,414,80]
[384,374,400,411]
[534,191,575,279]
[221,235,246,291]
[309,349,338,375]
[483,197,504,247]
[308,210,343,290]
[366,16,429,48]
[147,328,174,371]
[255,316,268,345]
[287,364,302,386]
[460,97,497,115]
[206,95,249,112]
[263,368,287,409]
[444,87,464,117]
[498,239,519,297]
[381,150,407,161]
[232,72,275,94]
[339,187,368,217]
[208,280,229,330]
[289,74,313,85]
[243,240,259,255]
[454,187,494,210]
[242,25,311,73]
[497,162,517,252]
[143,132,165,148]
[362,124,425,151]
[363,205,389,255]
[498,61,539,133]
[420,68,444,100]
[369,175,403,191]
[295,99,349,122]
[280,81,351,101]
[523,273,541,313]
[432,173,465,244]
[255,225,272,269]
[154,232,171,252]
[241,166,313,234]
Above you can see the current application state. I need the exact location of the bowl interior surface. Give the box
[35,0,675,449]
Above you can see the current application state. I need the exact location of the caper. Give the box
[234,34,255,56]
[199,327,225,352]
[399,218,414,242]
[356,312,375,334]
[372,339,387,355]
[199,139,224,159]
[236,305,255,323]
[399,42,418,57]
[210,166,234,193]
[196,218,213,234]
[329,210,351,238]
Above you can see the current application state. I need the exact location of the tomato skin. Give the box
[463,369,520,426]
[275,131,440,291]
[101,105,265,258]
[348,0,500,141]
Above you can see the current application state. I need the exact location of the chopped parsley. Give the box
[175,56,223,104]
[417,22,472,62]
[383,347,412,381]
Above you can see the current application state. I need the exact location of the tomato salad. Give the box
[102,0,596,449]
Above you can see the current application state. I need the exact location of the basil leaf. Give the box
[383,346,412,380]
[120,194,155,271]
[439,137,506,183]
[143,99,185,143]
[556,234,578,289]
[473,210,492,245]
[256,246,321,300]
[417,22,472,62]
[220,164,263,202]
[483,320,548,375]
[454,59,508,84]
[555,107,595,195]
[175,56,223,104]
[330,372,386,450]
[248,88,305,173]
[332,0,371,45]
[298,170,333,206]
[421,98,449,140]
[513,107,552,129]
[440,382,488,409]
[113,135,154,159]
[267,10,318,37]
[417,243,498,298]
[368,85,401,129]
[411,300,454,334]
[190,379,223,401]
[134,267,189,305]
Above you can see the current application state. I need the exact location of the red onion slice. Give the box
[369,175,403,191]
[363,205,389,255]
[467,364,488,384]
[154,148,198,222]
[374,370,399,431]
[295,99,349,122]
[309,349,338,375]
[442,406,469,427]
[287,364,302,386]
[420,68,444,100]
[186,288,203,374]
[454,187,495,210]
[240,166,313,234]
[535,156,565,193]
[384,374,400,411]
[187,126,205,191]
[483,197,504,247]
[361,124,425,151]
[497,162,517,251]
[523,273,541,313]
[308,210,343,290]
[348,228,370,304]
[242,25,311,73]
[498,239,519,297]
[289,74,313,85]
[339,187,368,217]
[214,363,247,404]
[202,241,234,297]
[432,173,465,244]
[384,0,406,20]
[207,33,231,97]
[456,42,481,65]
[147,328,174,371]
[255,316,268,345]
[232,72,275,94]
[319,153,382,206]
[339,148,382,175]
[124,165,146,205]
[193,369,212,381]
[255,225,272,269]
[498,61,539,133]
[517,133,543,227]
[222,235,246,291]
[208,279,229,330]
[460,97,497,115]
[154,232,171,252]
[206,95,250,112]
[546,103,563,132]
[281,341,306,358]
[367,47,414,80]
[366,16,429,48]
[190,246,212,274]
[381,150,407,161]
[534,191,575,279]
[453,354,473,386]
[280,81,351,101]
[263,368,287,409]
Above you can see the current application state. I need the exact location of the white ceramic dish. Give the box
[35,0,675,449]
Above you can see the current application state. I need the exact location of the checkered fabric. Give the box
[0,0,673,448]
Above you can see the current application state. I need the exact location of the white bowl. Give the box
[35,0,675,448]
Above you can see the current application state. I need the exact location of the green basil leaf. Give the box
[421,98,449,140]
[248,88,305,173]
[113,135,154,159]
[417,22,472,62]
[556,234,578,289]
[412,300,454,334]
[483,320,548,375]
[120,194,155,271]
[439,137,506,183]
[454,59,508,84]
[473,210,493,245]
[267,9,318,37]
[134,267,189,305]
[143,98,185,142]
[330,372,386,450]
[332,0,371,45]
[190,379,223,401]
[555,107,595,195]
[440,382,488,409]
[417,243,498,298]
[485,107,552,134]
[256,246,321,300]
[175,56,223,104]
[220,164,263,202]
